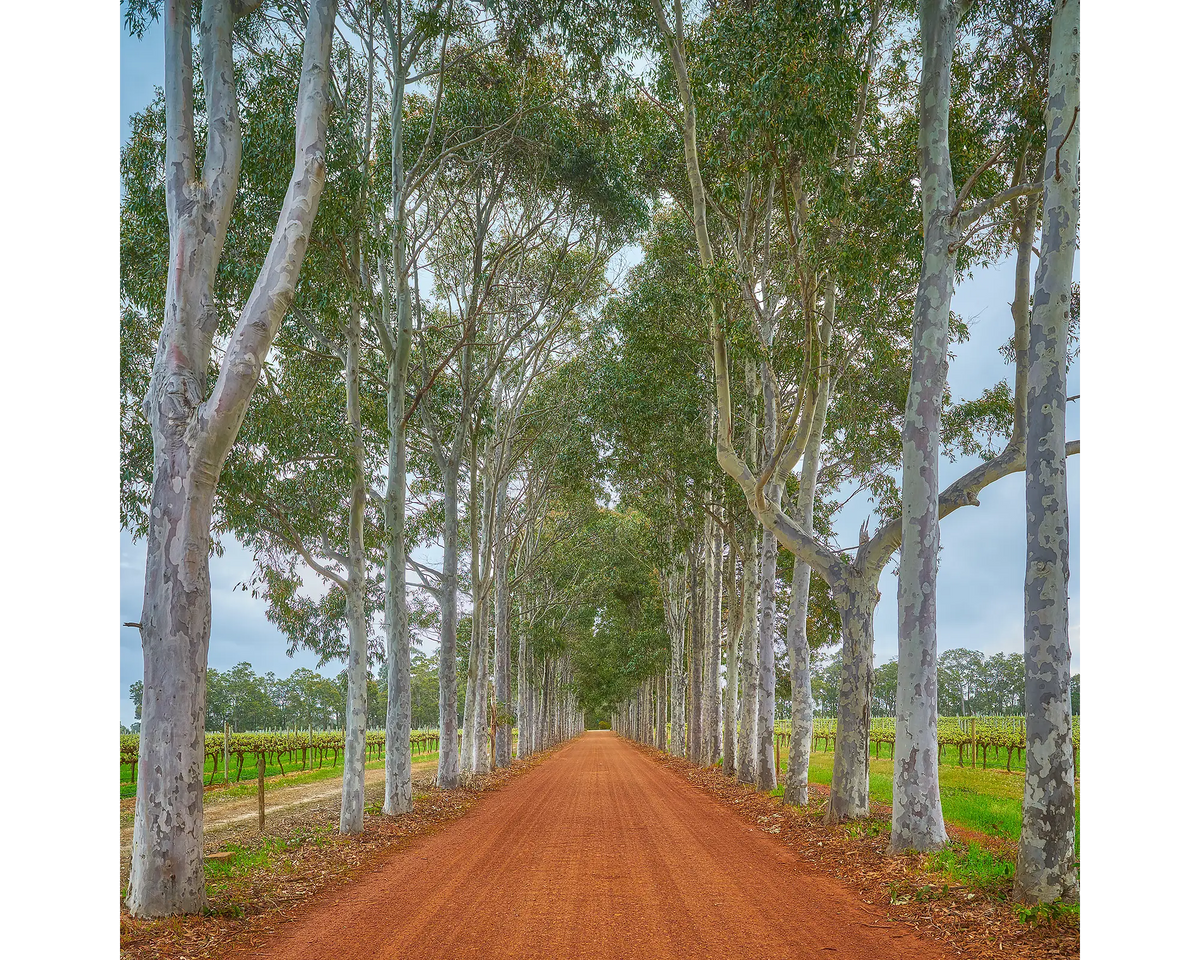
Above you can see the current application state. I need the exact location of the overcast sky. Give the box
[118,15,1079,727]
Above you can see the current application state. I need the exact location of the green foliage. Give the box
[928,841,1015,895]
[1013,898,1080,925]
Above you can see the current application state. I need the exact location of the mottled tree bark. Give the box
[736,362,759,784]
[516,624,530,757]
[127,0,336,918]
[657,668,668,751]
[722,534,742,777]
[379,0,414,817]
[704,510,723,765]
[493,482,513,767]
[688,542,703,763]
[737,524,760,784]
[339,283,370,836]
[826,582,877,820]
[890,0,959,854]
[782,323,830,805]
[668,565,688,757]
[756,360,781,791]
[436,466,461,788]
[1015,0,1079,904]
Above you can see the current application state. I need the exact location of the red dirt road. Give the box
[248,732,943,960]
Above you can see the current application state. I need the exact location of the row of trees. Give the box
[122,651,1078,734]
[120,0,1078,918]
[606,0,1078,907]
[120,0,622,916]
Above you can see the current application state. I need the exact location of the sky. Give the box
[117,13,1079,728]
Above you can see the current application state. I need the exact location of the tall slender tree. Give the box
[1014,0,1079,904]
[125,0,337,917]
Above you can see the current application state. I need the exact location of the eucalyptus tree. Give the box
[466,239,617,770]
[156,13,396,836]
[119,0,337,917]
[586,209,735,763]
[647,0,1068,832]
[404,40,643,783]
[647,0,895,800]
[458,214,624,773]
[1014,0,1079,904]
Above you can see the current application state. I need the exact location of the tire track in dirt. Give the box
[120,760,438,857]
[236,731,945,960]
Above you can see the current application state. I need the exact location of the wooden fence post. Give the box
[224,723,230,783]
[970,717,977,769]
[257,754,266,832]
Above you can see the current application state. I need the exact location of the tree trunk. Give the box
[381,0,413,819]
[437,463,461,789]
[657,668,668,751]
[890,0,958,854]
[382,365,412,812]
[669,568,688,758]
[1015,0,1079,904]
[736,525,759,784]
[827,582,878,822]
[782,306,831,806]
[493,483,512,767]
[516,623,529,758]
[126,0,336,918]
[756,362,780,791]
[340,287,369,836]
[703,504,723,765]
[688,541,703,763]
[722,540,741,777]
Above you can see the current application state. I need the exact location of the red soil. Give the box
[237,731,945,960]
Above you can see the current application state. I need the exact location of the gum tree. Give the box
[123,0,337,917]
[1014,0,1079,904]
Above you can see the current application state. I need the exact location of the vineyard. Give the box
[120,729,448,792]
[772,716,1081,773]
[124,717,1080,793]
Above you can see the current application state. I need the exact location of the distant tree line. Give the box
[128,655,448,734]
[785,647,1079,718]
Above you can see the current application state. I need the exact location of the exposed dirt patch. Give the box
[120,761,438,858]
[119,755,550,960]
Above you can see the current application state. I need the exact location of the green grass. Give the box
[926,841,1015,894]
[201,823,339,913]
[772,749,1080,851]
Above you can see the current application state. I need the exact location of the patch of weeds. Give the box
[844,819,886,840]
[1014,899,1079,926]
[200,830,298,907]
[926,841,1014,897]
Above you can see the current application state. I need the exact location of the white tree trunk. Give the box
[688,540,703,763]
[890,0,958,854]
[722,546,740,777]
[703,504,723,764]
[756,359,781,791]
[827,583,877,821]
[1015,0,1079,904]
[782,331,830,805]
[381,0,413,817]
[340,289,369,836]
[127,0,336,918]
[493,481,513,767]
[669,567,688,757]
[436,464,461,789]
[736,525,760,784]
